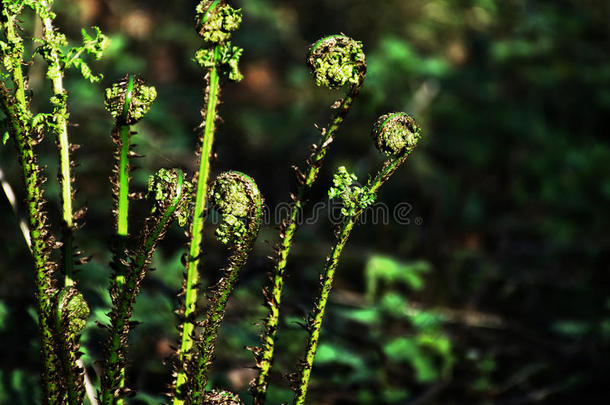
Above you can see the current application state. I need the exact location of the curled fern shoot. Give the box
[292,113,422,405]
[103,75,156,402]
[101,168,191,404]
[0,4,61,401]
[186,171,263,404]
[105,75,157,242]
[53,287,90,405]
[252,34,366,404]
[174,2,243,402]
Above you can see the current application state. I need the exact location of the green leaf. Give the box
[315,342,365,370]
[365,255,431,301]
[337,307,381,326]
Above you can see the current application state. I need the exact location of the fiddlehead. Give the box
[251,35,366,404]
[105,75,157,294]
[53,287,90,405]
[101,168,192,404]
[103,75,156,402]
[186,171,263,404]
[174,1,244,402]
[307,35,366,90]
[291,113,421,405]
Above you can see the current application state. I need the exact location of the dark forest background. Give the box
[1,0,609,404]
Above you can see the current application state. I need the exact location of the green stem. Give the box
[117,76,135,238]
[101,171,185,405]
[54,321,79,405]
[174,45,222,404]
[252,78,364,404]
[106,75,135,403]
[0,85,60,403]
[1,8,61,403]
[292,152,411,405]
[40,5,75,288]
[292,218,355,405]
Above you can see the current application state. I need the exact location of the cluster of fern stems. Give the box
[0,1,422,404]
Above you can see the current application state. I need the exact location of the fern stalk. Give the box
[252,35,366,404]
[0,85,61,404]
[102,75,157,403]
[174,45,221,403]
[0,5,61,402]
[188,172,263,404]
[174,2,245,400]
[39,11,76,286]
[292,112,422,404]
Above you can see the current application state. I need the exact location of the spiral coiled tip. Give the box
[195,0,242,43]
[204,390,243,405]
[55,287,90,336]
[211,171,262,246]
[307,35,366,89]
[104,75,157,125]
[372,112,421,156]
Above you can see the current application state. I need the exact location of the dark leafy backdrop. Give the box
[1,0,609,404]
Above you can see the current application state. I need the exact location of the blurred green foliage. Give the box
[1,0,609,404]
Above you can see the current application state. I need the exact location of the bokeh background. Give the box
[1,0,609,404]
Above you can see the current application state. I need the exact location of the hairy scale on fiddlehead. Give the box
[32,0,109,287]
[291,113,422,405]
[185,171,263,404]
[1,3,63,402]
[53,287,90,405]
[101,168,192,404]
[251,34,366,404]
[173,2,244,403]
[103,74,156,403]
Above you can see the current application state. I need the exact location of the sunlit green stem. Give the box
[293,152,410,405]
[39,1,75,288]
[1,7,61,403]
[174,45,222,404]
[102,171,185,405]
[252,78,364,404]
[0,84,61,404]
[106,75,135,404]
[117,76,135,239]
